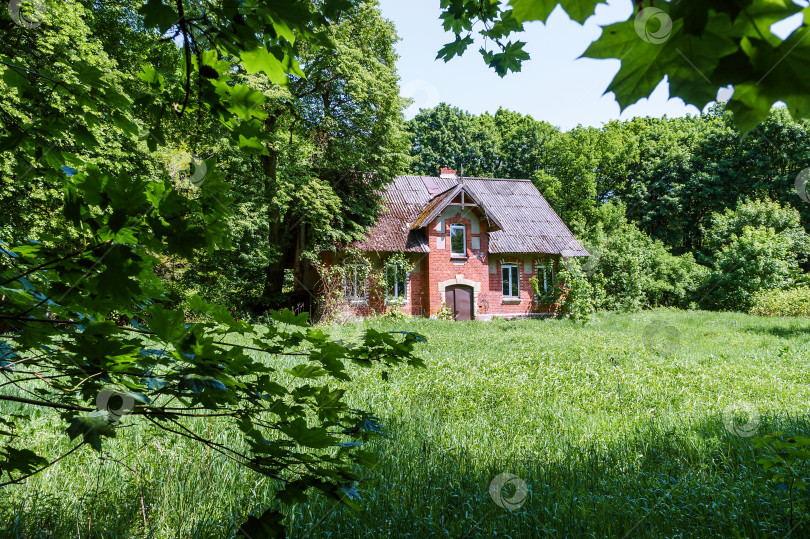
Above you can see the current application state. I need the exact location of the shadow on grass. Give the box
[741,322,810,340]
[293,412,810,538]
[5,412,810,538]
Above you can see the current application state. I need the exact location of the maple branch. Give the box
[0,441,87,488]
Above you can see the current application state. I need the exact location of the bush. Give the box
[436,301,453,320]
[588,223,707,311]
[556,261,595,322]
[700,226,798,311]
[532,259,595,322]
[749,288,810,318]
[699,198,810,311]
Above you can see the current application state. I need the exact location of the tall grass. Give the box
[3,309,810,537]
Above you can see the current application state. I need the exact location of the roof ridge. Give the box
[459,177,532,182]
[400,175,531,182]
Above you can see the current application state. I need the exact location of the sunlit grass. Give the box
[3,309,810,537]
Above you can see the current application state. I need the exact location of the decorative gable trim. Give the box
[411,184,504,232]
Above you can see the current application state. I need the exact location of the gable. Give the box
[411,183,503,232]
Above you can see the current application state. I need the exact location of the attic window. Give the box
[450,224,466,256]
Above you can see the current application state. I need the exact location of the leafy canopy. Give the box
[1,0,422,535]
[436,0,810,131]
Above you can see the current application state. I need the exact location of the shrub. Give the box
[588,223,707,311]
[436,301,453,320]
[749,288,810,318]
[532,259,594,322]
[699,198,810,311]
[702,197,810,258]
[384,296,410,320]
[700,226,798,311]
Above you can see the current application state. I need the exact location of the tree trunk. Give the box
[257,114,290,311]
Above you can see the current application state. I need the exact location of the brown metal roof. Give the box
[353,175,588,256]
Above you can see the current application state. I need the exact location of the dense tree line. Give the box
[407,103,810,312]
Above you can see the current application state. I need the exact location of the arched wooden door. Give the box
[445,285,473,321]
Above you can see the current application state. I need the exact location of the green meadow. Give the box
[3,309,810,537]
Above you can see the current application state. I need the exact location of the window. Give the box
[386,264,407,299]
[450,224,466,256]
[502,263,519,298]
[344,264,367,303]
[536,263,554,294]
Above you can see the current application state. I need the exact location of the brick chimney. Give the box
[440,167,457,179]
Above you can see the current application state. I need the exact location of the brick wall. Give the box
[423,207,561,319]
[426,210,492,317]
[315,208,563,320]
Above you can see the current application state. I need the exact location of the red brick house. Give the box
[318,169,588,321]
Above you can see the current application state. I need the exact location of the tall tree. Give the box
[407,102,491,176]
[406,103,557,178]
[254,0,410,307]
[0,2,424,536]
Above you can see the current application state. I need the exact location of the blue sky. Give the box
[378,0,783,130]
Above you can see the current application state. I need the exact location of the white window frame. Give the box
[535,262,554,294]
[343,264,367,304]
[502,263,519,298]
[450,223,466,256]
[386,264,408,300]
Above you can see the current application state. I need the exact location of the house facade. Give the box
[327,169,588,321]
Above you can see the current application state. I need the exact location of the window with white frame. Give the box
[535,262,554,294]
[386,264,407,299]
[502,263,519,298]
[450,223,466,256]
[343,264,367,303]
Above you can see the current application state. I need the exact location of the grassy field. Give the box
[3,309,810,537]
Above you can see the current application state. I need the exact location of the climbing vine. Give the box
[531,259,594,322]
[314,250,417,323]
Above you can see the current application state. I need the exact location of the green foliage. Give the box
[700,198,809,311]
[383,296,410,321]
[406,104,556,178]
[435,300,453,320]
[702,197,810,260]
[438,1,810,132]
[588,222,707,311]
[750,287,810,318]
[529,259,594,322]
[754,433,810,530]
[551,260,595,322]
[0,1,423,535]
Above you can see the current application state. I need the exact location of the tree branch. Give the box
[0,441,86,488]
